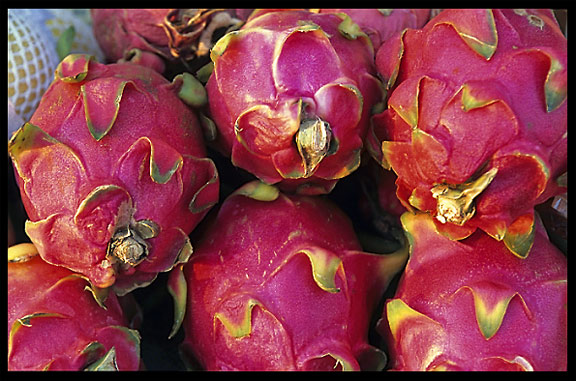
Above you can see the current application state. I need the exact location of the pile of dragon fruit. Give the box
[7,9,567,371]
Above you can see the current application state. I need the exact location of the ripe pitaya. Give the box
[369,9,567,258]
[8,243,141,371]
[168,181,408,370]
[91,9,243,73]
[8,9,104,136]
[8,54,219,293]
[206,9,383,195]
[379,212,567,371]
[316,9,431,50]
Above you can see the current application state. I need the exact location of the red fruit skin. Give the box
[91,9,243,72]
[91,9,171,70]
[8,55,219,292]
[370,9,567,248]
[207,10,383,194]
[318,9,431,49]
[379,212,567,371]
[172,182,407,370]
[8,251,141,371]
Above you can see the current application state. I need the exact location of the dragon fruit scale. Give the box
[8,54,219,293]
[206,9,384,195]
[369,9,567,258]
[168,181,408,370]
[8,243,141,371]
[91,9,243,73]
[379,212,567,371]
[316,9,431,50]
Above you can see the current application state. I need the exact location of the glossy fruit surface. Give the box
[170,181,408,370]
[370,9,567,257]
[380,212,567,371]
[8,54,219,293]
[207,9,383,194]
[8,243,141,370]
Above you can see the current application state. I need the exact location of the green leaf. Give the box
[231,180,280,202]
[83,326,140,370]
[389,76,425,129]
[210,30,240,63]
[187,157,219,214]
[8,242,39,263]
[82,78,131,141]
[449,9,498,60]
[386,299,442,342]
[297,247,343,293]
[55,54,94,83]
[337,13,367,40]
[215,297,262,338]
[308,353,357,371]
[119,137,184,185]
[454,282,532,340]
[154,158,185,189]
[503,213,535,259]
[460,83,499,111]
[79,341,106,368]
[385,29,407,91]
[8,312,66,359]
[544,54,567,112]
[73,184,133,248]
[56,25,76,61]
[167,264,187,339]
[73,184,131,225]
[84,347,118,371]
[8,122,60,162]
[83,281,111,310]
[174,72,207,107]
[195,62,214,84]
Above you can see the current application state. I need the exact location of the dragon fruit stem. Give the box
[295,116,333,178]
[431,167,498,225]
[107,220,159,268]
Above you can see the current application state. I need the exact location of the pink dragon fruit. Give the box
[8,243,141,370]
[369,9,567,258]
[168,181,408,370]
[316,9,431,50]
[206,9,383,195]
[8,54,219,293]
[91,9,244,73]
[379,212,567,371]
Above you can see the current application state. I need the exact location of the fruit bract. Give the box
[206,9,383,194]
[8,243,141,371]
[8,9,105,137]
[8,54,219,293]
[379,212,567,371]
[91,9,242,73]
[317,9,431,50]
[369,9,567,258]
[169,181,408,370]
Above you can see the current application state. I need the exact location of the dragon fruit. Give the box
[316,9,431,50]
[369,9,567,258]
[379,212,567,371]
[8,9,105,136]
[168,181,408,370]
[206,9,383,195]
[91,9,243,73]
[8,54,219,293]
[8,243,141,370]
